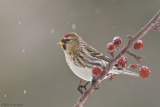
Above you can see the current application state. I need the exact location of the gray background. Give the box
[0,0,160,107]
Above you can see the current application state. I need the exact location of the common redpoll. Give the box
[59,32,138,81]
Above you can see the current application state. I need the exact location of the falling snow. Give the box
[22,49,25,53]
[4,94,7,98]
[18,20,21,24]
[50,28,55,34]
[24,90,26,94]
[72,24,76,30]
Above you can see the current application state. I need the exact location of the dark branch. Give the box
[73,10,160,107]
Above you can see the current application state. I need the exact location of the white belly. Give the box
[64,54,123,81]
[65,54,93,81]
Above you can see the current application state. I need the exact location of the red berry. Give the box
[139,66,150,78]
[133,40,144,50]
[117,56,127,68]
[130,64,138,69]
[64,34,70,38]
[107,42,115,52]
[113,36,122,46]
[92,67,102,76]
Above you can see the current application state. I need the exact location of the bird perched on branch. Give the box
[58,32,138,82]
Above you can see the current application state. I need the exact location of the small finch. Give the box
[58,32,139,81]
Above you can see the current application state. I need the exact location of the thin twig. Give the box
[127,51,143,63]
[151,22,160,31]
[73,10,160,107]
[109,51,114,58]
[151,27,160,31]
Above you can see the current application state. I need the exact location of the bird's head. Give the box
[58,32,83,54]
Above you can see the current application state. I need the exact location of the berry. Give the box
[92,67,102,76]
[117,56,127,68]
[130,64,138,69]
[139,66,150,78]
[64,34,70,38]
[133,40,144,50]
[107,42,115,52]
[113,36,122,46]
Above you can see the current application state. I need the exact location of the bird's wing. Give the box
[83,44,111,63]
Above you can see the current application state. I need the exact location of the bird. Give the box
[58,32,139,82]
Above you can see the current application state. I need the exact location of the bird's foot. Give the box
[77,81,89,94]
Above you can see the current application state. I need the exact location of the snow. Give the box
[22,49,25,53]
[24,90,26,94]
[50,28,55,34]
[72,24,76,30]
[18,20,21,25]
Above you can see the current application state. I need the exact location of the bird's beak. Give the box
[58,41,64,45]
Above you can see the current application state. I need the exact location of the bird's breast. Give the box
[64,54,93,81]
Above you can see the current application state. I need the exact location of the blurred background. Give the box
[0,0,160,107]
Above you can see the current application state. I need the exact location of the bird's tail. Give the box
[109,69,139,77]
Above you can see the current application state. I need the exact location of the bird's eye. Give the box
[61,39,71,43]
[65,39,71,42]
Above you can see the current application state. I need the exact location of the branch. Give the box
[127,51,143,63]
[73,10,160,107]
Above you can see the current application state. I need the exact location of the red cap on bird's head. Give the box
[64,34,70,38]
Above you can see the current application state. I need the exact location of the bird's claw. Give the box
[77,81,89,94]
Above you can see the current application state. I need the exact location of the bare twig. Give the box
[109,51,114,58]
[151,22,160,31]
[127,51,143,63]
[73,10,160,107]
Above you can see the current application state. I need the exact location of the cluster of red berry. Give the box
[92,36,150,79]
[107,36,122,52]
